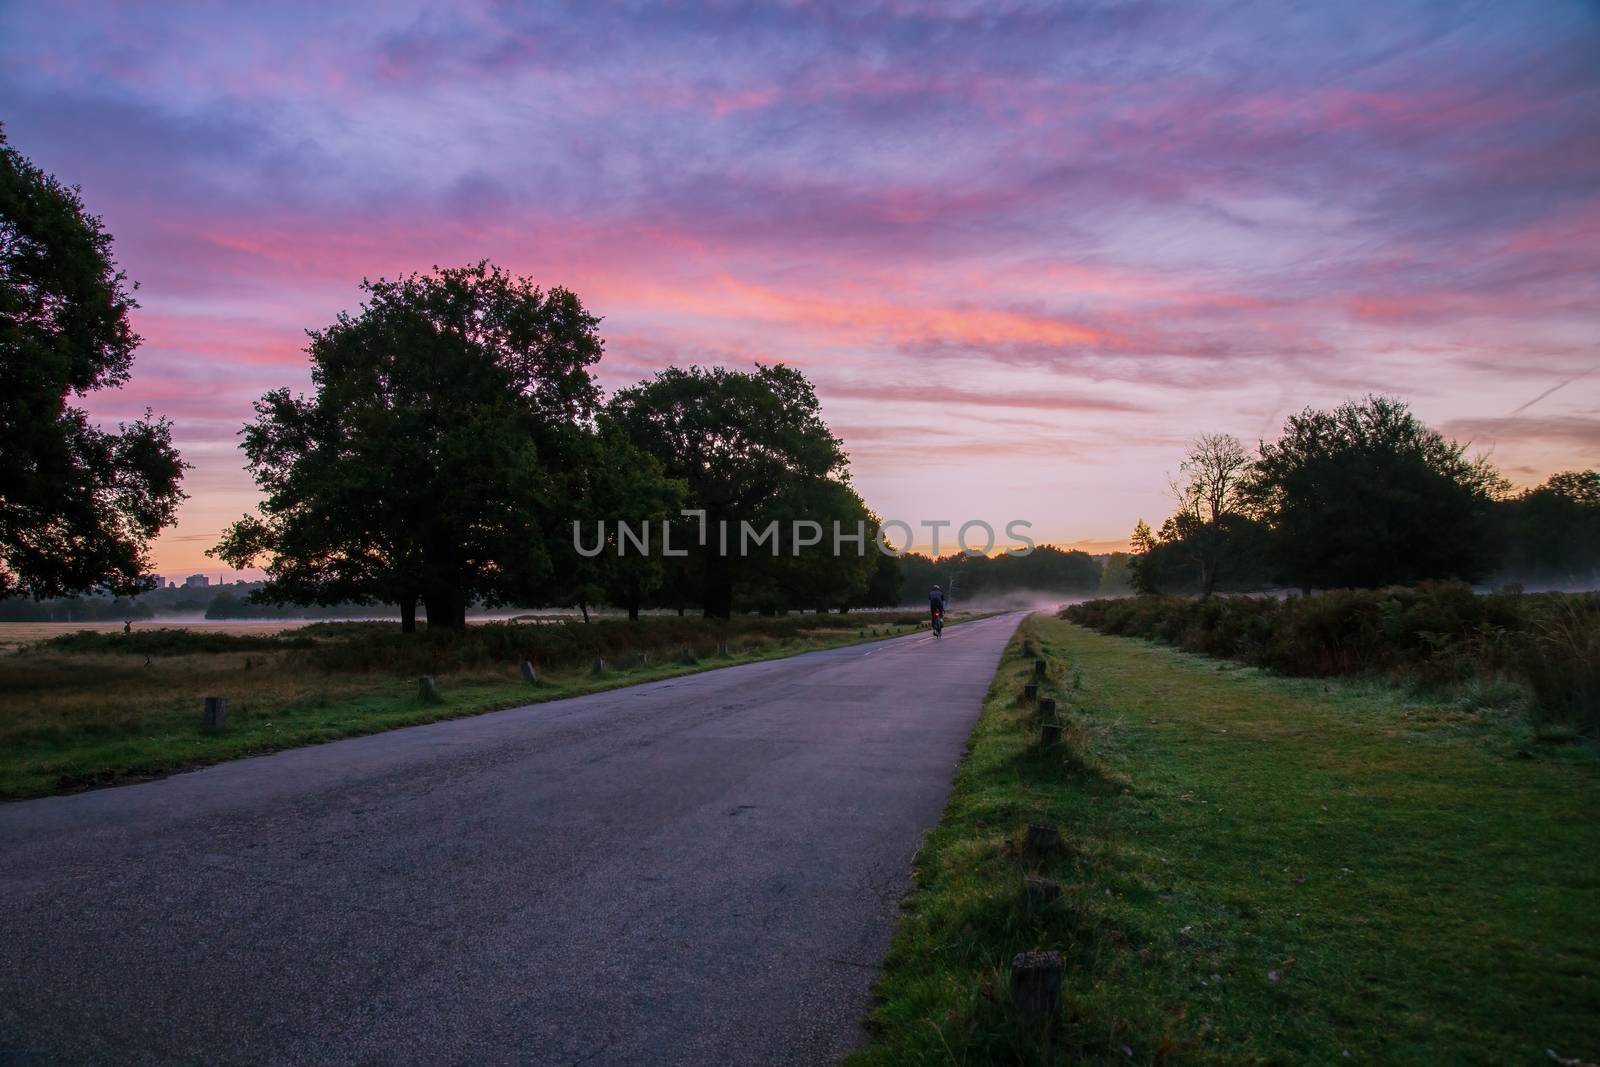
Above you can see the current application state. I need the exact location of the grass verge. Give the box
[0,614,967,800]
[848,613,1599,1066]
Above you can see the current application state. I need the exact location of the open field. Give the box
[0,619,311,651]
[0,612,969,800]
[851,613,1599,1065]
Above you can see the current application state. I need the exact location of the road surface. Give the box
[0,612,1023,1066]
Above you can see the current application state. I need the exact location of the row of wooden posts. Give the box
[199,641,738,729]
[1011,633,1066,1026]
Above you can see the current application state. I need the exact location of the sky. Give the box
[3,0,1598,578]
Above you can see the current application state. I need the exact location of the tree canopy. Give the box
[1247,395,1504,590]
[604,364,849,617]
[212,263,603,629]
[0,125,185,599]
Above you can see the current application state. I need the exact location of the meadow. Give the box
[851,613,1598,1065]
[1064,585,1600,734]
[0,612,944,799]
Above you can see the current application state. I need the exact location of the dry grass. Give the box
[0,620,303,652]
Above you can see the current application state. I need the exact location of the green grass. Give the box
[0,614,968,800]
[850,613,1600,1066]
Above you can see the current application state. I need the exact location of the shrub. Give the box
[1521,601,1600,731]
[33,628,315,656]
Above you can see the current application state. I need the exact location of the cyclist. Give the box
[929,584,948,634]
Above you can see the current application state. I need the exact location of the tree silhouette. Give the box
[1246,395,1504,590]
[605,365,847,618]
[213,263,601,629]
[0,125,185,598]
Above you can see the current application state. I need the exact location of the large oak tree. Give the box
[213,263,601,629]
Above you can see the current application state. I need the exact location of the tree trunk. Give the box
[422,585,468,630]
[400,597,417,634]
[579,599,590,623]
[702,552,733,619]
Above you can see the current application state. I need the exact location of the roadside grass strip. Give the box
[849,613,1599,1066]
[0,616,982,800]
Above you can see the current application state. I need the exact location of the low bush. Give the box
[32,628,316,656]
[1064,585,1600,732]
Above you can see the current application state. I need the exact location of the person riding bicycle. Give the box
[929,584,947,622]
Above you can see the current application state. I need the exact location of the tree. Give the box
[605,365,848,617]
[1499,469,1600,584]
[1127,519,1162,594]
[213,263,601,630]
[855,551,904,609]
[553,423,685,621]
[1130,520,1156,554]
[0,125,186,598]
[1099,552,1134,593]
[740,478,879,613]
[1157,434,1255,596]
[1175,433,1251,526]
[1246,395,1505,590]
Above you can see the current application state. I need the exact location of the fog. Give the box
[942,590,1116,614]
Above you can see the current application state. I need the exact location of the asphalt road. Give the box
[0,612,1023,1066]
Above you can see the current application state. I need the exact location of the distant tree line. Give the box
[895,545,1102,605]
[1129,396,1598,595]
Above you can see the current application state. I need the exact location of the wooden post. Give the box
[1010,950,1062,1020]
[519,660,538,684]
[1024,876,1061,908]
[1041,722,1062,747]
[418,676,438,702]
[1023,822,1059,861]
[1034,658,1047,678]
[1023,682,1038,701]
[202,696,226,730]
[1039,697,1057,718]
[1022,638,1035,657]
